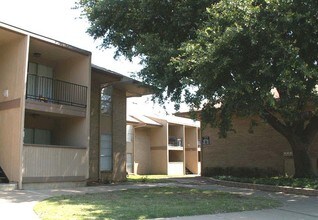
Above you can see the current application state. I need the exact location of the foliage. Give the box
[215,176,318,190]
[76,0,214,104]
[175,0,318,178]
[77,0,318,177]
[174,0,318,136]
[34,187,280,219]
[203,167,280,178]
[77,0,214,105]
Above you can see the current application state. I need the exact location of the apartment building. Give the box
[0,22,150,189]
[126,114,201,175]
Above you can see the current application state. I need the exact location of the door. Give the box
[27,62,53,101]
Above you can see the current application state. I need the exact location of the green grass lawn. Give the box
[34,186,280,220]
[215,176,318,189]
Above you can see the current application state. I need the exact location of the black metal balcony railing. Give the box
[26,74,87,108]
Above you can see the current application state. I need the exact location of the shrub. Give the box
[212,176,318,190]
[203,167,280,178]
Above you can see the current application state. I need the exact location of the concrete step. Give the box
[0,183,17,191]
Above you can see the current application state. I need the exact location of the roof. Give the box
[92,64,153,97]
[127,114,162,127]
[127,115,140,124]
[91,64,124,79]
[127,114,200,128]
[0,21,91,56]
[149,115,200,127]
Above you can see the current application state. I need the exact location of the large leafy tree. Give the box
[78,0,318,177]
[76,0,215,102]
[174,0,318,178]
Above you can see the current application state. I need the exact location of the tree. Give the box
[77,0,318,177]
[76,0,215,103]
[174,0,318,178]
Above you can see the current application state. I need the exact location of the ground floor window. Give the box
[126,153,133,173]
[100,134,112,171]
[24,128,51,145]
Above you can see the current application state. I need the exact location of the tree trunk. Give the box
[261,111,317,178]
[287,137,315,178]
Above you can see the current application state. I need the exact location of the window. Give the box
[101,86,112,115]
[24,128,51,145]
[100,134,112,171]
[126,153,133,173]
[28,62,53,78]
[202,136,210,145]
[126,125,134,143]
[27,62,53,100]
[100,86,113,171]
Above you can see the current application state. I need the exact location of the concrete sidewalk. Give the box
[0,179,317,220]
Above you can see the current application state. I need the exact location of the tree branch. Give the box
[260,110,290,138]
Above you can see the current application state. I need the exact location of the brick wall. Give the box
[202,117,290,175]
[90,79,127,183]
[100,87,127,182]
[89,77,100,182]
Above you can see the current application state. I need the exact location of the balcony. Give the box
[26,74,87,108]
[25,74,88,117]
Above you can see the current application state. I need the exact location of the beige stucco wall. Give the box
[29,38,91,88]
[52,117,88,147]
[0,37,28,102]
[22,145,87,182]
[129,117,201,175]
[201,117,318,175]
[0,34,28,183]
[55,56,90,87]
[134,128,151,174]
[185,149,198,174]
[150,124,168,174]
[27,38,91,149]
[24,113,90,148]
[151,148,168,174]
[185,127,199,174]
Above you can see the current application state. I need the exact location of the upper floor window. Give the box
[28,62,53,78]
[100,85,113,171]
[101,86,112,115]
[126,125,134,143]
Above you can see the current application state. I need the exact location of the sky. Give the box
[0,0,142,75]
[0,0,187,115]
